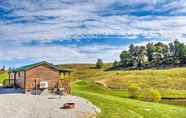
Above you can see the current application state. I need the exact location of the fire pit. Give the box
[61,103,76,109]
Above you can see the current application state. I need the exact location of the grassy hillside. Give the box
[72,80,186,118]
[59,63,111,81]
[61,64,186,99]
[0,71,8,83]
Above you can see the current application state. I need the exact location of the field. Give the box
[0,71,8,83]
[62,64,186,99]
[64,64,186,117]
[72,80,186,118]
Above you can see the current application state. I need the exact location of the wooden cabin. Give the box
[8,61,72,94]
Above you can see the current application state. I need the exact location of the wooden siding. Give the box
[25,65,60,90]
[9,63,71,94]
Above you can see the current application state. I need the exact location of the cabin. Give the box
[8,61,72,95]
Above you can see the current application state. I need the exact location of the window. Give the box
[40,81,48,89]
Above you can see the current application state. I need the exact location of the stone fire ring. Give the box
[62,103,76,109]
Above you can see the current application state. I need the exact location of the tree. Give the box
[146,43,155,62]
[118,40,186,69]
[166,42,175,64]
[113,60,119,67]
[1,66,5,71]
[168,42,175,57]
[136,46,146,67]
[171,40,186,64]
[129,44,137,66]
[96,59,103,69]
[174,40,181,57]
[120,51,133,67]
[153,42,168,65]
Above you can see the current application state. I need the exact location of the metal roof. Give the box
[12,61,72,73]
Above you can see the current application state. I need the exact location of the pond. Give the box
[160,98,186,107]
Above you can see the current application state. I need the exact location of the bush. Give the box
[139,88,161,102]
[96,59,103,69]
[128,84,141,98]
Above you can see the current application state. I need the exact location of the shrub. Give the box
[139,88,161,102]
[96,59,103,69]
[128,84,141,98]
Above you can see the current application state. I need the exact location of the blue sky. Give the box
[0,0,186,67]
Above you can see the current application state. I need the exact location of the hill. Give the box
[0,71,8,84]
[60,64,186,98]
[67,63,186,117]
[72,80,186,118]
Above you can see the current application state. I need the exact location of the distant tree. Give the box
[146,43,155,62]
[175,41,186,64]
[120,51,133,67]
[129,44,137,66]
[3,66,5,70]
[117,40,186,69]
[8,67,11,72]
[113,60,119,67]
[136,46,146,67]
[162,46,169,64]
[174,40,181,57]
[153,52,162,66]
[96,59,103,69]
[1,66,5,71]
[129,44,136,56]
[169,40,186,64]
[153,42,168,65]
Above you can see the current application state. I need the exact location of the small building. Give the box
[8,61,72,94]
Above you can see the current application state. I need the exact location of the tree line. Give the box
[112,40,186,69]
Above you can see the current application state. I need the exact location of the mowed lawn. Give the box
[72,80,186,118]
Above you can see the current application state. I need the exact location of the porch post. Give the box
[58,72,62,89]
[8,70,11,87]
[68,72,71,94]
[24,71,26,92]
[14,72,17,88]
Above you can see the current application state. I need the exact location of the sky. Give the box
[0,0,186,67]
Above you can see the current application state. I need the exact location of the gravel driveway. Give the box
[0,94,100,118]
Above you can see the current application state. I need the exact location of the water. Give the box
[160,99,186,107]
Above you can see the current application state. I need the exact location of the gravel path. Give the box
[0,94,100,118]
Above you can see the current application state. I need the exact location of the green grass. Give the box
[64,64,186,98]
[0,71,8,83]
[95,68,186,90]
[72,80,186,118]
[73,80,129,98]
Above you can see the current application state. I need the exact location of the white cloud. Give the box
[1,0,186,65]
[0,0,186,41]
[0,45,123,65]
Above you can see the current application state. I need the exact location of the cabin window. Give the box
[40,81,48,89]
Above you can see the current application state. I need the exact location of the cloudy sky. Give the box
[0,0,186,67]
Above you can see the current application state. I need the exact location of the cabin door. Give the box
[31,79,40,95]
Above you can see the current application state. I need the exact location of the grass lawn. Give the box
[72,80,186,118]
[0,71,8,83]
